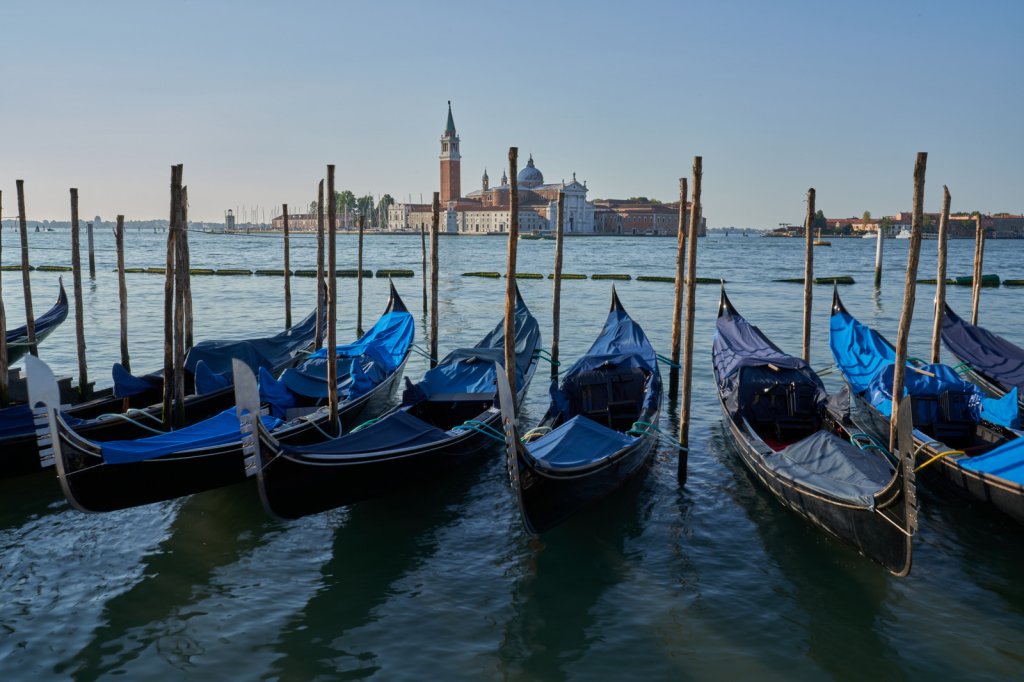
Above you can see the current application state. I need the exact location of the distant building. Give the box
[592,199,705,236]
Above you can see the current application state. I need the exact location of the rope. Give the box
[452,419,506,443]
[952,361,973,375]
[351,417,382,433]
[655,352,679,368]
[626,420,689,452]
[90,412,165,435]
[534,349,560,367]
[814,364,837,377]
[521,426,552,442]
[915,449,965,472]
[410,344,436,362]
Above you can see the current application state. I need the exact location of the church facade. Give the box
[388,103,596,234]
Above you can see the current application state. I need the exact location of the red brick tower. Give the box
[440,101,461,203]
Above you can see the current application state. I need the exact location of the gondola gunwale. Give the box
[715,287,913,576]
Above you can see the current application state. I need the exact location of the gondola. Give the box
[498,287,661,535]
[713,288,915,575]
[28,285,413,512]
[0,296,326,479]
[233,287,541,520]
[941,303,1024,412]
[5,279,69,364]
[830,289,1024,525]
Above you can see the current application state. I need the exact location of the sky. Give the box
[2,0,1022,227]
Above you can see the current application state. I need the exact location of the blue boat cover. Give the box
[526,415,635,469]
[416,292,541,399]
[942,304,1024,398]
[194,360,232,395]
[766,431,895,506]
[112,363,162,398]
[99,407,281,464]
[959,438,1024,486]
[280,408,451,457]
[831,307,1019,429]
[0,403,35,440]
[263,307,414,416]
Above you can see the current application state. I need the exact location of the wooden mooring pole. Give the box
[283,204,292,329]
[315,180,325,350]
[115,215,130,372]
[162,165,181,428]
[16,180,36,356]
[550,191,565,381]
[971,213,985,326]
[505,147,520,396]
[930,186,951,364]
[430,193,440,369]
[669,177,688,400]
[357,213,365,337]
[420,221,428,315]
[70,189,89,398]
[86,221,96,279]
[874,221,884,288]
[802,188,815,363]
[889,152,927,453]
[327,165,339,433]
[679,156,701,484]
[173,175,187,426]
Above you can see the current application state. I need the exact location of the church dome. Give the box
[517,154,544,188]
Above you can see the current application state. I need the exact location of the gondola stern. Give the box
[609,284,625,313]
[385,278,409,315]
[231,358,274,484]
[831,284,847,315]
[719,285,738,319]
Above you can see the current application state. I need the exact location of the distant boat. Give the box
[813,228,831,247]
[862,232,878,239]
[895,228,911,239]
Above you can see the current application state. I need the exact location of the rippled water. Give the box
[2,229,1023,680]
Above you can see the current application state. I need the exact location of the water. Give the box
[2,230,1024,680]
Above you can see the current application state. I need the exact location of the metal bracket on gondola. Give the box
[25,356,63,470]
[33,406,55,469]
[232,358,265,479]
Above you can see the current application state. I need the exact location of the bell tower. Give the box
[440,101,461,203]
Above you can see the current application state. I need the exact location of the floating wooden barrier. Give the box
[548,273,587,280]
[294,269,318,277]
[637,275,723,284]
[36,265,72,272]
[124,267,145,273]
[215,269,253,276]
[506,272,543,279]
[189,268,215,275]
[952,274,1000,287]
[775,275,855,285]
[592,274,631,281]
[376,269,414,278]
[1003,279,1024,286]
[463,271,501,278]
[0,264,31,271]
[339,269,373,278]
[255,269,291,277]
[146,267,166,274]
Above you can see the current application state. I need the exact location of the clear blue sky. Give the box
[2,0,1021,227]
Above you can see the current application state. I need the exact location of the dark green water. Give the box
[2,230,1023,680]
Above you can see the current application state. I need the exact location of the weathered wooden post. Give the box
[70,189,89,398]
[181,186,193,350]
[16,180,36,355]
[420,221,428,315]
[0,190,7,407]
[550,191,566,381]
[115,215,130,372]
[889,152,927,453]
[86,221,96,279]
[874,221,884,287]
[505,147,520,396]
[669,178,688,400]
[430,193,440,368]
[971,213,985,326]
[357,212,365,337]
[679,156,701,483]
[162,165,181,428]
[930,186,951,364]
[803,188,815,363]
[283,203,292,329]
[173,174,187,426]
[327,165,339,433]
[315,180,325,350]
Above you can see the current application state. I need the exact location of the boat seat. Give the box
[749,381,819,443]
[572,365,647,431]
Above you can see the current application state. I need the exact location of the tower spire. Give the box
[445,100,456,136]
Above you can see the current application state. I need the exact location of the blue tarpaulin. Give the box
[99,408,281,464]
[526,415,635,469]
[942,303,1024,399]
[281,409,451,458]
[959,438,1024,485]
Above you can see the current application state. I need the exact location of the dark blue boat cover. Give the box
[99,408,281,464]
[831,307,1019,428]
[942,304,1024,398]
[766,431,895,506]
[261,308,414,416]
[6,282,69,364]
[959,438,1024,485]
[280,408,451,458]
[526,415,635,469]
[0,403,34,440]
[416,292,541,398]
[111,306,323,398]
[714,301,826,420]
